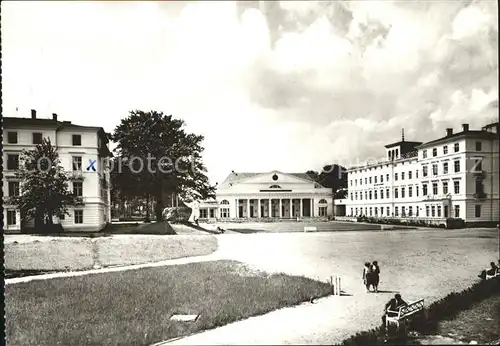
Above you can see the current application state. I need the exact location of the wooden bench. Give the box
[385,299,424,329]
[304,226,317,232]
[486,271,499,280]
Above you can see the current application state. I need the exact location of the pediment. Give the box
[236,171,314,186]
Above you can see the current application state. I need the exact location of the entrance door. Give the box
[444,205,449,218]
[250,206,254,218]
[238,206,243,218]
[261,205,264,218]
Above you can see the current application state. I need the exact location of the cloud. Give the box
[1,0,498,184]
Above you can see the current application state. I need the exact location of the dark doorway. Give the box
[239,206,243,218]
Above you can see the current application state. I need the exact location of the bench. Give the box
[486,272,499,280]
[385,299,424,329]
[304,226,317,232]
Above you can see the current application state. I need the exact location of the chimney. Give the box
[31,109,36,119]
[462,124,469,132]
[446,128,453,136]
[52,113,58,121]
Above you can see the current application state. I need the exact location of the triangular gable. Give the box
[232,171,315,186]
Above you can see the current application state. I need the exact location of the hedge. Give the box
[341,277,500,345]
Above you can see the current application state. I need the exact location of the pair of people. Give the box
[478,261,499,279]
[362,261,381,292]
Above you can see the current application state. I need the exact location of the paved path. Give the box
[156,228,498,345]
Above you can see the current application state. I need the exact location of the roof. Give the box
[417,130,498,149]
[219,171,317,188]
[384,141,423,149]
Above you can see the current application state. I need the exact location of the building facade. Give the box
[346,123,500,226]
[192,171,334,221]
[3,110,112,232]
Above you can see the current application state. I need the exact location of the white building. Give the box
[192,171,334,221]
[346,123,499,227]
[3,110,112,232]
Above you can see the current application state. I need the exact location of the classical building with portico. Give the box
[192,171,334,221]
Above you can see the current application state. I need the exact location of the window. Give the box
[454,160,460,173]
[473,158,482,172]
[416,185,419,197]
[355,179,358,186]
[476,141,482,151]
[319,206,327,217]
[423,184,428,196]
[475,180,484,194]
[401,172,405,180]
[354,192,358,200]
[374,190,378,199]
[408,186,412,197]
[395,207,399,217]
[401,207,406,217]
[423,166,428,177]
[426,206,430,217]
[443,181,448,194]
[437,206,441,217]
[72,134,82,146]
[386,188,390,198]
[365,191,367,200]
[74,210,84,224]
[401,187,405,198]
[475,205,481,217]
[60,212,66,220]
[454,143,459,152]
[369,191,372,200]
[386,174,389,181]
[408,171,412,179]
[32,132,43,144]
[386,207,390,216]
[220,208,230,218]
[408,206,413,216]
[443,146,448,155]
[380,175,383,183]
[369,207,373,216]
[221,200,230,205]
[365,178,368,184]
[7,131,18,144]
[432,183,438,195]
[7,154,20,170]
[360,192,363,200]
[8,181,20,196]
[7,210,17,225]
[199,209,208,218]
[454,205,460,218]
[374,207,378,216]
[394,188,399,198]
[416,170,419,178]
[431,206,435,217]
[395,173,398,181]
[73,182,83,196]
[350,180,353,186]
[374,176,377,184]
[453,180,460,194]
[355,208,358,216]
[423,150,427,158]
[380,189,384,199]
[443,162,448,174]
[432,164,438,176]
[432,148,437,157]
[209,209,215,218]
[72,156,83,171]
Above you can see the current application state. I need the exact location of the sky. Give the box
[2,0,498,185]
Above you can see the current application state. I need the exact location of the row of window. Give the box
[350,204,483,218]
[422,141,482,159]
[8,181,84,197]
[6,209,84,226]
[6,132,83,146]
[198,206,329,218]
[6,154,85,171]
[349,180,467,201]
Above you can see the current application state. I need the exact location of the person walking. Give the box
[362,262,373,292]
[372,261,380,293]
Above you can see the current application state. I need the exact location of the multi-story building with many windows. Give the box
[346,122,499,227]
[3,110,112,232]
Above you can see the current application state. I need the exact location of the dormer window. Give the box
[269,185,281,189]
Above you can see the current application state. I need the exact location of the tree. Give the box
[12,138,77,231]
[317,164,347,193]
[112,110,216,221]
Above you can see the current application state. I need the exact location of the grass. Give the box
[5,234,218,271]
[433,293,500,344]
[6,260,332,346]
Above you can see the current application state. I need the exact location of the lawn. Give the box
[433,292,500,344]
[6,260,332,346]
[5,234,218,272]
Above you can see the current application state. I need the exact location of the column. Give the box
[299,199,303,217]
[279,199,282,218]
[235,199,238,218]
[257,199,261,218]
[247,199,251,218]
[269,198,272,217]
[310,198,313,217]
[289,199,292,218]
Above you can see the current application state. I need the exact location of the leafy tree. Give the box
[112,110,216,221]
[12,138,77,230]
[305,170,320,182]
[317,164,347,193]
